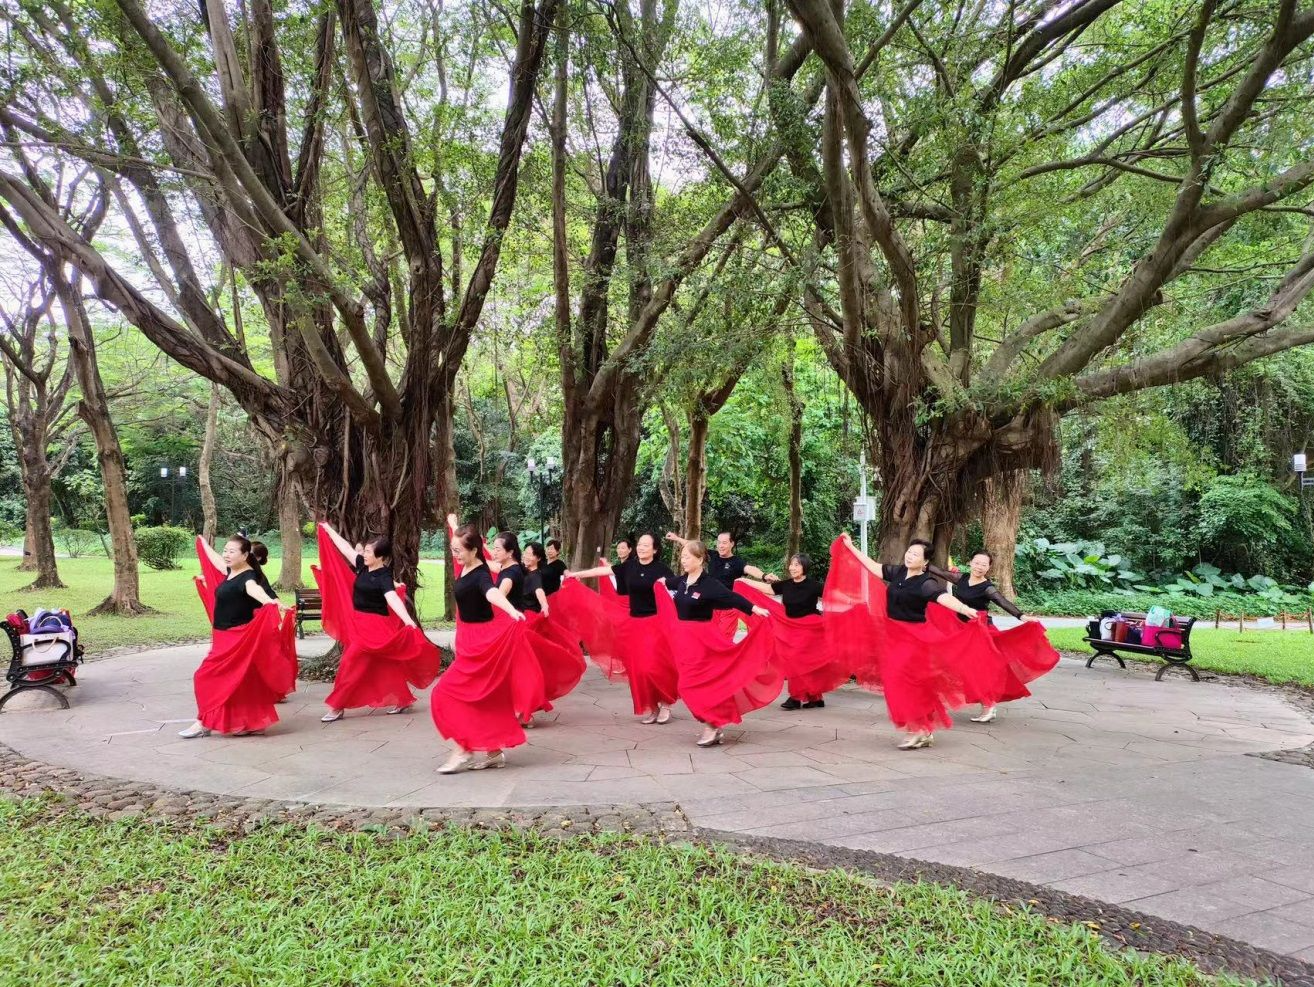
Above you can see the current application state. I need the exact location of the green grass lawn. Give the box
[1050,626,1314,687]
[0,556,448,656]
[0,798,1245,987]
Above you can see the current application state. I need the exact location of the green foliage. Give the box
[54,524,107,559]
[1195,474,1298,574]
[0,798,1238,987]
[1020,588,1302,620]
[1016,538,1141,590]
[133,526,193,571]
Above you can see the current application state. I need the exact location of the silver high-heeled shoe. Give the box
[696,728,724,748]
[178,722,210,739]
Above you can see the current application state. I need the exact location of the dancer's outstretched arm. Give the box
[566,563,612,580]
[839,532,887,580]
[244,577,292,613]
[198,536,226,572]
[385,589,419,628]
[485,585,525,620]
[934,591,979,619]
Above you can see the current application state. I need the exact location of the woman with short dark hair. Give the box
[738,552,848,711]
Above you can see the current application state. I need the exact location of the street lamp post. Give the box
[527,456,559,542]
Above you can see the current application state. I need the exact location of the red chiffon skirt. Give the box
[325,613,441,711]
[655,591,783,728]
[194,605,295,734]
[926,608,1060,704]
[524,610,587,711]
[615,612,678,715]
[823,538,1011,733]
[549,579,624,680]
[736,582,849,701]
[431,614,547,751]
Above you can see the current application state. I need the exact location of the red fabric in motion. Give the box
[712,608,743,641]
[314,525,440,711]
[822,538,1005,733]
[614,613,678,715]
[926,606,1060,704]
[431,611,546,752]
[548,579,624,681]
[736,581,850,701]
[193,605,295,734]
[654,581,783,728]
[194,539,296,700]
[523,609,587,711]
[193,536,225,624]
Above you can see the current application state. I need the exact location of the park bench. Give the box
[1083,611,1199,681]
[2,615,84,712]
[294,588,322,639]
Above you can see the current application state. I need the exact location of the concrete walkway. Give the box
[4,636,1314,958]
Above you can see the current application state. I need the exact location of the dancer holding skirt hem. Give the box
[737,553,848,710]
[517,541,588,723]
[182,535,295,738]
[654,540,777,747]
[826,534,999,750]
[432,522,546,773]
[315,524,440,722]
[568,533,678,724]
[927,552,1059,723]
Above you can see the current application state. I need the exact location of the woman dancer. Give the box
[665,531,766,638]
[828,534,989,750]
[655,540,777,747]
[182,535,295,738]
[489,531,525,605]
[315,523,440,722]
[540,540,568,595]
[431,523,545,773]
[738,553,849,710]
[518,541,588,724]
[929,551,1058,723]
[567,533,677,723]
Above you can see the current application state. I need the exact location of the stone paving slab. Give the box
[3,635,1314,960]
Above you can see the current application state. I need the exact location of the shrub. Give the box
[135,526,192,570]
[1017,587,1305,619]
[1014,537,1142,590]
[56,526,105,559]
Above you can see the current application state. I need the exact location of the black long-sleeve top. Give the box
[670,573,754,621]
[928,565,1022,619]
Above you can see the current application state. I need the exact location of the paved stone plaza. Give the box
[6,636,1314,960]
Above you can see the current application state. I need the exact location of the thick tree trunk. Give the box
[433,388,459,621]
[784,361,804,559]
[275,467,302,591]
[561,388,645,568]
[981,470,1025,599]
[59,279,148,614]
[19,520,35,571]
[199,384,220,543]
[20,470,62,589]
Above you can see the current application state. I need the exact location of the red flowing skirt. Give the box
[524,610,587,711]
[194,605,294,734]
[926,608,1060,704]
[325,613,441,711]
[548,579,624,681]
[614,612,678,715]
[431,614,547,752]
[655,590,783,728]
[823,538,1009,733]
[736,582,850,701]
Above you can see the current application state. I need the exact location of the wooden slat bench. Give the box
[294,588,322,640]
[1083,611,1199,681]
